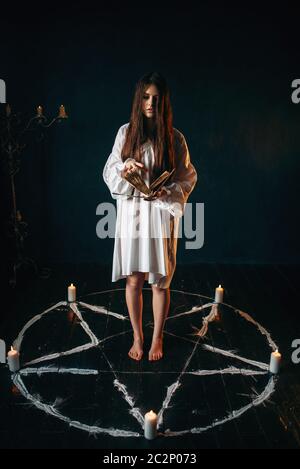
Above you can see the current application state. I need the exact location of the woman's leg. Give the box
[149,285,170,361]
[126,272,145,360]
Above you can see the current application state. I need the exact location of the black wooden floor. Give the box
[0,263,299,449]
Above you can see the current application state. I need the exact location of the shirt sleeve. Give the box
[102,125,136,200]
[153,131,197,218]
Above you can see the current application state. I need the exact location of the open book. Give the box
[123,168,175,198]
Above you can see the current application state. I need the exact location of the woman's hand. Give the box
[121,160,147,179]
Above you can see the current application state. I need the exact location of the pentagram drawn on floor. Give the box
[10,288,279,438]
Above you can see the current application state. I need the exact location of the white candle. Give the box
[68,283,76,302]
[144,410,158,440]
[214,284,224,303]
[7,347,20,372]
[269,350,281,374]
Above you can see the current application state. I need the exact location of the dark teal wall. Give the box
[1,5,299,264]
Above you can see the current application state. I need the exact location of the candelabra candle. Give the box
[37,105,43,117]
[58,105,68,118]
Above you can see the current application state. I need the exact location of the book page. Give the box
[149,168,175,192]
[124,168,175,197]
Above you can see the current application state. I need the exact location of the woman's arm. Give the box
[153,131,198,218]
[102,125,136,200]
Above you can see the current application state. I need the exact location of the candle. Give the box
[7,347,20,372]
[37,105,43,117]
[68,283,76,302]
[214,284,224,303]
[58,104,67,118]
[269,349,281,374]
[144,410,158,440]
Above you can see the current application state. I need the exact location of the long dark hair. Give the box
[121,72,175,181]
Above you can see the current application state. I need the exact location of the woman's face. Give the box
[142,84,159,119]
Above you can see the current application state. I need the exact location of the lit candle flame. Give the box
[58,104,68,118]
[37,105,43,116]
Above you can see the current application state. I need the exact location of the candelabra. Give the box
[0,103,68,287]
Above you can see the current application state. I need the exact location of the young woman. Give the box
[103,72,197,361]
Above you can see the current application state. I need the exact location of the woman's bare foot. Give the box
[148,337,163,361]
[128,337,144,361]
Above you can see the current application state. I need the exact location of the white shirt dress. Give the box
[103,123,197,289]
